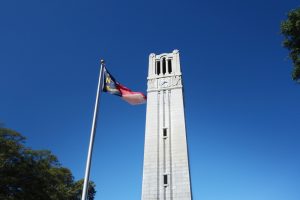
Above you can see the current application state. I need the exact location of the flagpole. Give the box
[81,59,105,200]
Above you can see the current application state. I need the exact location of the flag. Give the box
[102,67,147,105]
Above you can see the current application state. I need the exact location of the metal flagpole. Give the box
[81,59,105,200]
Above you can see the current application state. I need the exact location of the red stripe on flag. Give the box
[117,84,146,105]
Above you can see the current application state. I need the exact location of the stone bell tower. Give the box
[141,50,192,200]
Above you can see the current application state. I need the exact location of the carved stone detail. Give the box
[148,76,182,90]
[147,79,156,90]
[172,75,182,87]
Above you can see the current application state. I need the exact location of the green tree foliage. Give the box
[0,128,96,200]
[70,179,96,200]
[281,8,300,82]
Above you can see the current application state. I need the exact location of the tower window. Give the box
[168,59,172,73]
[163,174,168,185]
[162,58,166,75]
[163,128,167,137]
[156,61,161,75]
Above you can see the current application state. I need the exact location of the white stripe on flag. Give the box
[122,93,146,105]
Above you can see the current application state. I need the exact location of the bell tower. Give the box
[141,50,192,200]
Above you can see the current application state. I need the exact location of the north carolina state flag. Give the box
[102,67,146,105]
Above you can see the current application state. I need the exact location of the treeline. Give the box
[0,127,96,200]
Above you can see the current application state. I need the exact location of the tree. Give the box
[70,179,96,200]
[0,128,96,200]
[281,8,300,82]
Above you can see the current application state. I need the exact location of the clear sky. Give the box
[1,0,300,199]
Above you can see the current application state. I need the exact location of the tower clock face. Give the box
[160,78,169,88]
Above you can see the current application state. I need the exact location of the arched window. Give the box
[162,58,166,75]
[168,59,172,73]
[156,61,161,75]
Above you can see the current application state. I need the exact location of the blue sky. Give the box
[1,0,300,199]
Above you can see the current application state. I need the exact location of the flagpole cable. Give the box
[81,59,105,200]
